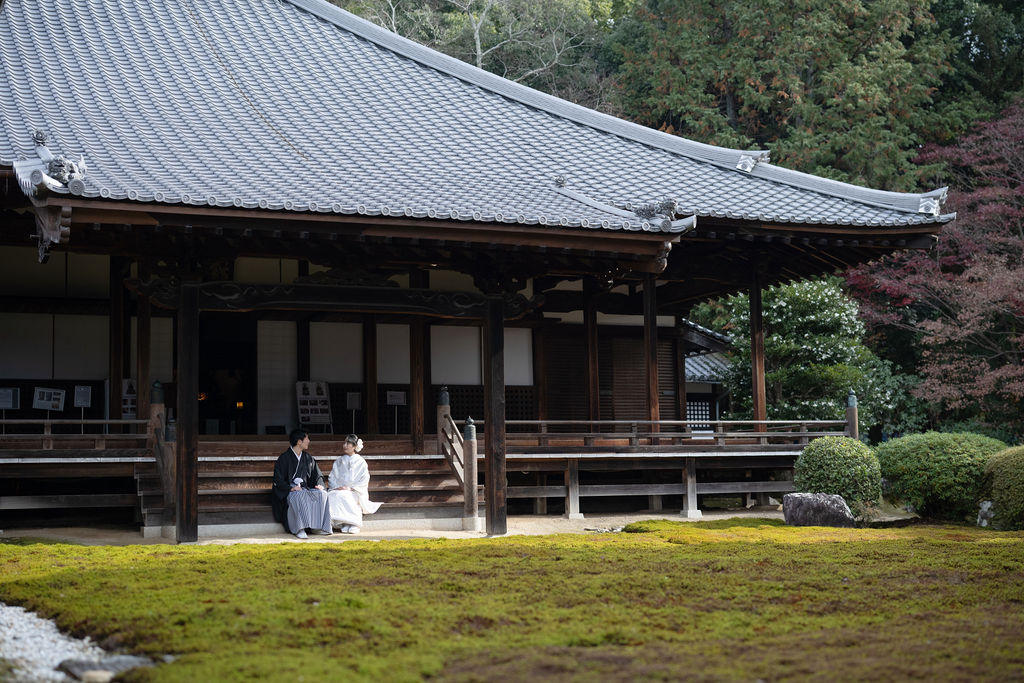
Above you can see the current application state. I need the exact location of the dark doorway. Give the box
[198,314,257,434]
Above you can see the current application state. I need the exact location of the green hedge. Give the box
[875,432,1007,520]
[985,446,1024,530]
[794,436,881,515]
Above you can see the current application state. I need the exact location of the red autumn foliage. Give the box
[847,100,1024,434]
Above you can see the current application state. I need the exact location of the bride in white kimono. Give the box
[327,434,381,533]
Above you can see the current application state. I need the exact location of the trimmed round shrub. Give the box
[984,446,1024,530]
[874,432,1007,520]
[794,436,881,515]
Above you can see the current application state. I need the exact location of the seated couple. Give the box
[271,430,381,539]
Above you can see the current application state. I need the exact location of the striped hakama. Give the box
[286,487,332,535]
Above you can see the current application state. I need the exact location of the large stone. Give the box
[58,655,154,680]
[783,493,855,528]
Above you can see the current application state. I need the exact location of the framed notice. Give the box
[0,387,19,410]
[346,392,362,411]
[74,385,92,408]
[121,379,137,419]
[386,391,407,406]
[296,381,333,426]
[33,387,66,411]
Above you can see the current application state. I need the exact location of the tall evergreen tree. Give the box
[612,0,957,190]
[334,0,626,110]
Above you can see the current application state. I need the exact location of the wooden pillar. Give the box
[176,283,200,543]
[584,280,600,423]
[410,318,425,454]
[483,297,507,535]
[108,257,128,428]
[533,472,548,514]
[846,390,859,441]
[363,315,378,436]
[749,271,767,429]
[463,417,481,530]
[533,326,547,421]
[682,456,701,519]
[643,274,660,429]
[675,335,688,432]
[564,459,582,519]
[409,268,428,452]
[136,291,152,424]
[296,262,310,381]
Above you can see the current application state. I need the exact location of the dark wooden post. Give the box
[409,269,428,453]
[363,315,378,436]
[565,458,582,519]
[463,417,480,530]
[108,256,128,428]
[682,456,701,519]
[436,386,450,456]
[675,334,688,435]
[584,279,600,423]
[846,389,859,441]
[136,289,152,424]
[643,274,660,432]
[749,271,767,430]
[483,297,507,535]
[176,283,200,543]
[532,325,547,421]
[410,318,425,453]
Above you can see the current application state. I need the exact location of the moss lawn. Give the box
[1,519,1022,681]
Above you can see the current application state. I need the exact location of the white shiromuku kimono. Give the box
[327,454,381,528]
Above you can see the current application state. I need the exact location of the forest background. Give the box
[332,0,1024,443]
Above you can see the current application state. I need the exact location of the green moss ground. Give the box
[2,520,1022,681]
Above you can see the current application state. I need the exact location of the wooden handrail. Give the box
[439,413,465,486]
[449,417,848,454]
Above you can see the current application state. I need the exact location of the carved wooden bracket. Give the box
[33,205,71,263]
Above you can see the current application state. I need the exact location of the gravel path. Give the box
[0,603,104,682]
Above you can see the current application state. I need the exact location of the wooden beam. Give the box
[750,271,767,427]
[128,280,538,320]
[364,316,378,436]
[483,297,507,535]
[49,197,681,254]
[176,283,200,543]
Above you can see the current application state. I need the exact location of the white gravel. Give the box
[0,603,104,682]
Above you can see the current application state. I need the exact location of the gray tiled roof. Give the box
[0,0,954,233]
[679,318,732,345]
[686,353,731,384]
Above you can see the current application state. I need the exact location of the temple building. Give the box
[0,0,954,540]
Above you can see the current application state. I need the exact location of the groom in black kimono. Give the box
[272,429,330,537]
